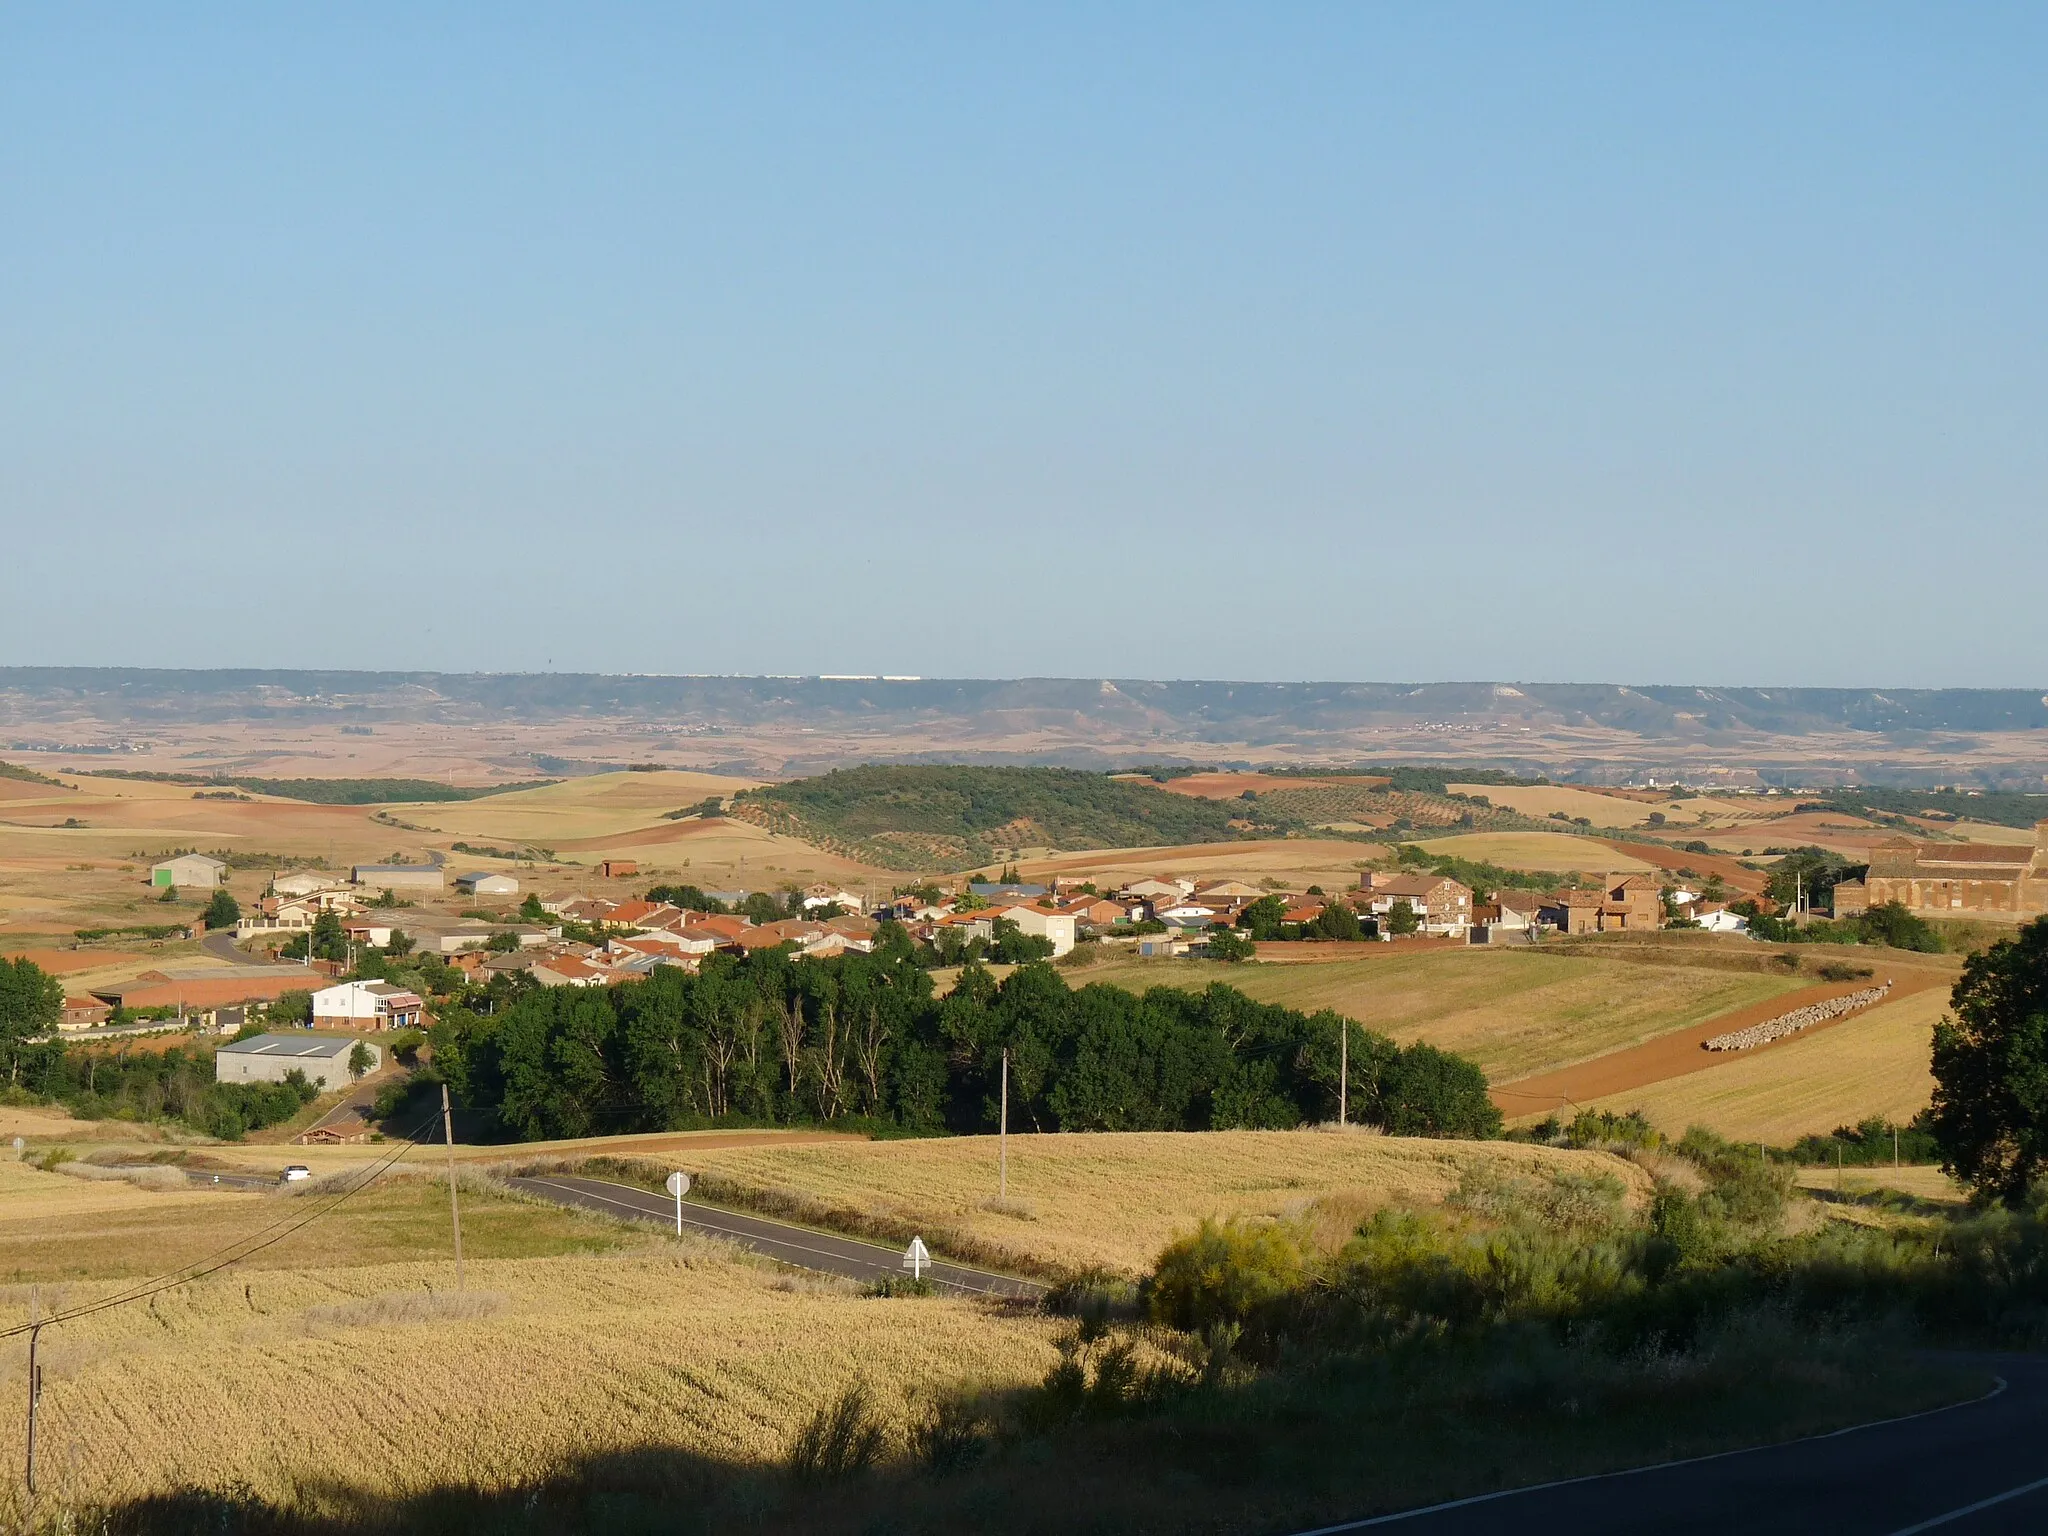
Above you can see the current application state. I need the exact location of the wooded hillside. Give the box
[733,765,1253,869]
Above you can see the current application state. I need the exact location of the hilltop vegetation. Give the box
[734,765,1254,868]
[77,770,553,804]
[1803,786,2048,832]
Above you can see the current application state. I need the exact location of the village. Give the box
[44,845,1772,1041]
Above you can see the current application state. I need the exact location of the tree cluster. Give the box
[431,936,1499,1143]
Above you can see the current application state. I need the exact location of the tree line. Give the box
[429,935,1500,1142]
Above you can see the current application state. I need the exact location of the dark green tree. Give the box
[1856,901,1943,953]
[348,1041,375,1080]
[1929,918,2048,1205]
[1312,903,1363,942]
[1205,927,1254,962]
[269,989,313,1026]
[0,956,63,1086]
[1385,900,1421,936]
[1239,894,1288,942]
[203,888,241,930]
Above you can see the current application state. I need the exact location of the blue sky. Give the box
[3,5,2043,685]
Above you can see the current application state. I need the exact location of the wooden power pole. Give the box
[441,1083,465,1292]
[999,1049,1009,1199]
[1338,1019,1348,1127]
[23,1322,41,1495]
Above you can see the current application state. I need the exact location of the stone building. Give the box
[1839,821,2048,920]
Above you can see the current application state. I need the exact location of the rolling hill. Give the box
[730,765,1253,869]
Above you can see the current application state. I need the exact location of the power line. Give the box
[3,1105,445,1342]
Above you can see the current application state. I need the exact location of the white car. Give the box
[280,1164,311,1183]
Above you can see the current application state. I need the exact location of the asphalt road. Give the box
[202,928,305,964]
[509,1173,1047,1301]
[1294,1353,2048,1536]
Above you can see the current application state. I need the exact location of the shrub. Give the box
[1147,1218,1310,1333]
[786,1384,889,1481]
[907,1391,993,1474]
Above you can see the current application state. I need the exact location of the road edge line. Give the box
[1286,1373,2011,1534]
[551,1173,1047,1290]
[1887,1466,2048,1534]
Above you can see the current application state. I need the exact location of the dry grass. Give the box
[1448,785,1765,831]
[0,1250,1059,1513]
[1578,985,1947,1142]
[1081,949,1802,1081]
[0,1157,1061,1511]
[670,1130,1653,1278]
[0,1104,96,1140]
[1793,1164,1966,1207]
[1408,830,1654,873]
[1016,838,1382,895]
[0,1162,622,1285]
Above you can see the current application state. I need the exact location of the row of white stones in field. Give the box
[1702,982,1893,1052]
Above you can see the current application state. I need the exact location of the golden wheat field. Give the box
[1079,950,1802,1082]
[674,1130,1653,1278]
[0,1165,1063,1512]
[1576,984,1948,1142]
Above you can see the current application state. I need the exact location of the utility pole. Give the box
[999,1049,1009,1199]
[1338,1018,1348,1127]
[23,1322,41,1495]
[441,1083,465,1292]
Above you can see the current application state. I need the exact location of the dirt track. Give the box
[1490,969,1951,1118]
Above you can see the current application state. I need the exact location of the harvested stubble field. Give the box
[0,1164,1062,1515]
[0,1159,623,1284]
[1018,838,1382,894]
[1578,982,1950,1142]
[1408,830,1654,874]
[1446,784,1767,831]
[1079,950,1803,1082]
[669,1130,1653,1278]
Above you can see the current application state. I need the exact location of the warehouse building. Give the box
[215,1033,378,1091]
[151,853,227,890]
[455,871,520,897]
[350,862,445,891]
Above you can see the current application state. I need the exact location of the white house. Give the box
[995,904,1077,957]
[1697,907,1750,934]
[801,887,866,913]
[311,979,424,1031]
[152,853,226,890]
[1121,878,1191,903]
[271,871,343,899]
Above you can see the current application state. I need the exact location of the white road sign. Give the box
[902,1236,930,1280]
[666,1171,689,1236]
